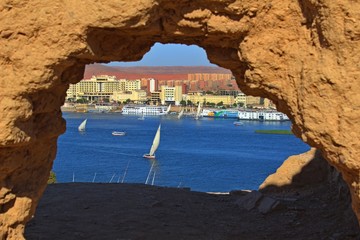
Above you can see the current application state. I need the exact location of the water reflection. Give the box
[145,159,159,185]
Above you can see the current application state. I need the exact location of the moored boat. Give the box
[202,109,239,118]
[233,121,243,126]
[238,110,289,121]
[112,131,126,136]
[122,104,169,116]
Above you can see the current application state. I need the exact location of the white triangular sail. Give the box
[149,124,161,156]
[178,109,184,119]
[166,104,171,113]
[195,103,201,120]
[78,119,87,131]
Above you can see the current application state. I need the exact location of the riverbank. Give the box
[25,182,359,240]
[255,129,293,135]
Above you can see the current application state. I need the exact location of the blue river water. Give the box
[53,112,310,192]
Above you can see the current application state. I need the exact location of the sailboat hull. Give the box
[143,154,155,159]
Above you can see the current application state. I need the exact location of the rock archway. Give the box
[1,0,359,238]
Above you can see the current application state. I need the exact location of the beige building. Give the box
[160,85,183,105]
[66,75,141,101]
[111,90,147,103]
[119,79,141,92]
[235,93,262,107]
[66,75,120,101]
[187,73,232,81]
[235,93,275,108]
[150,91,161,104]
[186,93,235,105]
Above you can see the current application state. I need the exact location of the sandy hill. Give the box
[84,64,232,80]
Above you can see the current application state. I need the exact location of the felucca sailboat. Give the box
[78,119,87,132]
[178,109,184,119]
[143,124,161,159]
[194,103,202,120]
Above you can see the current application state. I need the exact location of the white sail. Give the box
[195,103,201,120]
[78,119,87,131]
[149,124,161,156]
[166,104,171,113]
[178,109,184,119]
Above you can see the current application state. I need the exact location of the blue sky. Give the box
[107,43,217,67]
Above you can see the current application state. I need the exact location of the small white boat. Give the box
[112,131,126,136]
[78,119,87,132]
[143,124,161,159]
[233,121,243,126]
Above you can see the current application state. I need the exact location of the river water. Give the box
[53,112,310,192]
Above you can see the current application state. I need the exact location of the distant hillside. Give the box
[84,64,231,80]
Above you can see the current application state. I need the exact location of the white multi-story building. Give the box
[160,85,182,105]
[148,78,157,93]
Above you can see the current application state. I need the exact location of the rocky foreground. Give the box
[25,182,359,240]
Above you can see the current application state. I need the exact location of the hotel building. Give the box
[66,75,141,101]
[160,85,183,105]
[111,90,147,103]
[186,92,235,106]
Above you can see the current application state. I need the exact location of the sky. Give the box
[107,43,217,67]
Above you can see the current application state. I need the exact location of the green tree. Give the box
[48,171,56,184]
[76,98,87,104]
[217,101,223,107]
[187,100,193,106]
[180,100,187,106]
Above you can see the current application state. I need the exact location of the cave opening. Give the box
[24,42,359,239]
[2,1,360,239]
[53,43,310,192]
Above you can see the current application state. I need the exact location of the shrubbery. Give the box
[48,171,56,184]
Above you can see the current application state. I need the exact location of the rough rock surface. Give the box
[0,0,359,238]
[259,148,330,191]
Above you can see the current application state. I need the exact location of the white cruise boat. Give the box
[121,104,169,116]
[238,110,289,121]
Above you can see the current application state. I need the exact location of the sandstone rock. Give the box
[259,148,330,192]
[0,0,360,238]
